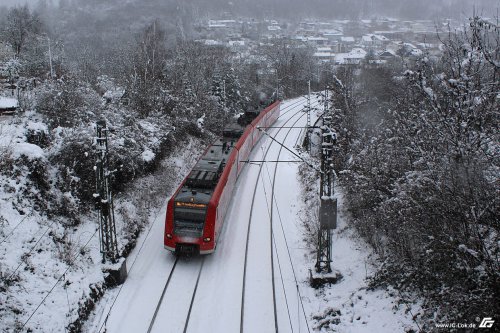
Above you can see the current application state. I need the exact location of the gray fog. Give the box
[1,0,498,20]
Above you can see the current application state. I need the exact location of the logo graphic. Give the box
[479,317,495,328]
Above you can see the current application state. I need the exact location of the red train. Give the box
[164,101,281,255]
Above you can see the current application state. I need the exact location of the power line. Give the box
[264,162,311,333]
[256,126,322,175]
[0,208,35,245]
[259,169,292,333]
[21,227,99,331]
[6,219,56,282]
[98,200,168,333]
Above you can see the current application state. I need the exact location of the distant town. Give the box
[194,17,458,66]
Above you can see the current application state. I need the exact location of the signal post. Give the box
[94,120,127,286]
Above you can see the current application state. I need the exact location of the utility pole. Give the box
[221,79,226,136]
[316,112,337,273]
[222,79,226,105]
[305,80,312,153]
[324,85,329,113]
[276,77,279,101]
[47,36,54,79]
[94,120,118,264]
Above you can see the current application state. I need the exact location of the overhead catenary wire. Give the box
[21,96,315,332]
[263,94,322,333]
[105,99,310,333]
[259,168,294,333]
[97,200,168,333]
[21,227,99,331]
[264,162,312,333]
[0,207,35,245]
[240,98,313,333]
[247,96,320,332]
[256,126,322,175]
[6,96,317,332]
[266,98,317,333]
[6,219,57,282]
[263,100,317,333]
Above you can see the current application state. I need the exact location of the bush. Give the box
[330,18,499,329]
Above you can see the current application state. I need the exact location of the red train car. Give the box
[164,101,281,255]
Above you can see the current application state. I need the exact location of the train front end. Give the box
[164,190,216,255]
[164,140,231,255]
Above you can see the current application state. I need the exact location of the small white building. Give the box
[307,36,329,46]
[361,34,390,47]
[335,48,367,65]
[340,36,355,43]
[313,51,335,63]
[0,96,18,115]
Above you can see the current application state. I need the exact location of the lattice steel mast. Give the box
[316,107,337,273]
[94,120,118,263]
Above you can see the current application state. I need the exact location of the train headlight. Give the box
[166,233,172,239]
[203,237,211,242]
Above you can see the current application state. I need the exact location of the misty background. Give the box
[1,0,499,20]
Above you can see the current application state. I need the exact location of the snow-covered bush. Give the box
[331,18,499,329]
[35,76,101,130]
[297,156,321,250]
[1,153,52,214]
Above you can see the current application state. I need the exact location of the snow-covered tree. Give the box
[1,5,43,57]
[332,17,499,328]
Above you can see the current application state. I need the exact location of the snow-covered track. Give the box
[240,97,319,333]
[265,107,314,333]
[146,256,179,332]
[146,256,205,333]
[90,96,318,333]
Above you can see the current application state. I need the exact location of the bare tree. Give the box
[1,5,42,57]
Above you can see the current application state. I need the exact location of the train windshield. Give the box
[173,202,207,237]
[174,206,207,223]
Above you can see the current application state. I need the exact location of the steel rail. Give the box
[146,257,180,333]
[240,97,320,333]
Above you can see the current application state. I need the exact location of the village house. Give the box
[0,96,18,116]
[313,46,335,63]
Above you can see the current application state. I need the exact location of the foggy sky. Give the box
[1,0,498,20]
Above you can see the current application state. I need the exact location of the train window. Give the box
[174,206,207,223]
[174,205,207,237]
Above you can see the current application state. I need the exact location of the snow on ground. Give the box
[0,115,105,332]
[0,111,203,332]
[0,96,420,332]
[85,95,420,333]
[295,188,421,332]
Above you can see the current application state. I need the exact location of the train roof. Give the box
[174,138,235,203]
[223,122,245,138]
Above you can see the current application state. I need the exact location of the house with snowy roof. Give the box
[0,96,18,115]
[336,36,356,52]
[378,49,397,60]
[361,34,390,47]
[321,29,343,42]
[340,36,355,43]
[306,36,329,46]
[208,19,238,29]
[313,47,335,63]
[335,48,367,65]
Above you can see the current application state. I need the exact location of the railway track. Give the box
[95,96,318,333]
[146,257,179,333]
[264,103,318,333]
[144,98,310,333]
[240,96,320,333]
[146,256,205,333]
